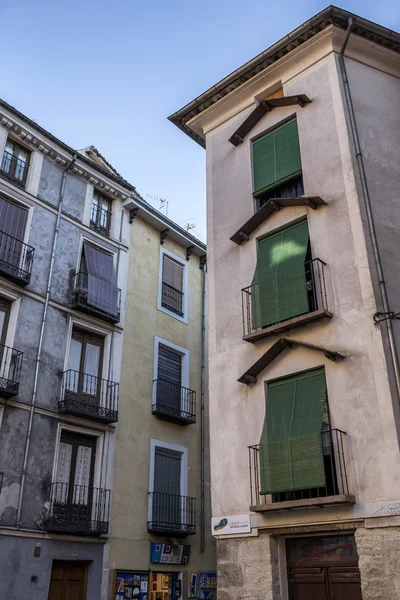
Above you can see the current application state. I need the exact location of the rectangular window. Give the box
[259,369,336,501]
[153,447,182,525]
[162,255,184,316]
[79,242,119,317]
[90,192,112,236]
[65,328,104,400]
[0,298,10,346]
[252,119,303,204]
[0,139,30,186]
[251,219,312,329]
[156,345,182,412]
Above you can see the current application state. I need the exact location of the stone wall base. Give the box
[356,525,400,600]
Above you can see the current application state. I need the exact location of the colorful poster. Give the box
[188,573,197,598]
[211,514,250,536]
[116,573,149,600]
[199,573,217,590]
[150,542,191,565]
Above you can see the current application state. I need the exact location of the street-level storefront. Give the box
[287,534,362,600]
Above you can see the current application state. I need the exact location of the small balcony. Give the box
[0,343,23,399]
[59,370,119,424]
[43,482,111,536]
[0,230,34,286]
[248,429,354,512]
[242,258,332,342]
[152,379,196,425]
[71,271,121,324]
[147,492,196,537]
[162,282,184,317]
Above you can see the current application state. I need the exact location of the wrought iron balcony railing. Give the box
[152,379,196,425]
[0,230,35,286]
[59,370,119,423]
[248,429,351,510]
[242,258,330,341]
[0,343,23,399]
[0,152,29,187]
[162,282,184,316]
[43,482,111,536]
[147,492,196,536]
[71,271,121,324]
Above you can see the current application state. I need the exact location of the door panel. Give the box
[48,561,88,600]
[328,568,362,600]
[290,568,327,600]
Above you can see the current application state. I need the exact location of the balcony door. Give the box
[66,329,104,406]
[0,196,28,271]
[153,447,182,527]
[0,298,12,390]
[54,430,97,521]
[157,346,182,413]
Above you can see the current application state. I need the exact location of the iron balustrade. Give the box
[90,204,111,237]
[162,282,184,316]
[0,230,34,286]
[147,492,196,536]
[242,258,328,337]
[0,151,29,186]
[44,482,111,535]
[152,379,196,425]
[248,429,350,507]
[0,342,23,398]
[71,271,121,324]
[59,369,119,423]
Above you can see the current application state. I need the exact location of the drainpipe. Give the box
[338,18,400,409]
[16,153,77,527]
[200,260,207,552]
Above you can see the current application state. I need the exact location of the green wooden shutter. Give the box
[259,369,327,495]
[251,219,309,328]
[252,119,302,196]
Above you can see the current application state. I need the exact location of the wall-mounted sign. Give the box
[150,542,191,565]
[211,514,251,536]
[199,573,217,590]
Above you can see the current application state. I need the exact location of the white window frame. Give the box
[0,287,21,351]
[148,439,188,522]
[157,247,188,324]
[63,316,112,379]
[0,406,4,431]
[153,336,189,408]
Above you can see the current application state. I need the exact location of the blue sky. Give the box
[1,1,398,240]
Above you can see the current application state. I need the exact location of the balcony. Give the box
[152,379,196,425]
[147,492,196,536]
[71,271,121,324]
[162,282,183,317]
[248,429,354,512]
[242,258,331,342]
[0,230,34,286]
[59,370,119,424]
[43,482,111,536]
[0,343,23,399]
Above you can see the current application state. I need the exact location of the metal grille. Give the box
[242,258,328,336]
[71,271,121,324]
[162,282,184,316]
[0,343,23,398]
[152,379,196,424]
[59,370,119,423]
[0,230,34,285]
[44,482,111,536]
[147,492,196,536]
[249,429,349,507]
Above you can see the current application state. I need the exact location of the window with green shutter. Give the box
[251,219,311,329]
[259,369,328,496]
[252,119,302,197]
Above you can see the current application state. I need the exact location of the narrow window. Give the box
[65,328,104,401]
[161,255,184,316]
[77,243,119,318]
[0,298,10,346]
[153,447,182,526]
[157,345,182,413]
[252,119,304,210]
[0,140,30,186]
[90,192,112,236]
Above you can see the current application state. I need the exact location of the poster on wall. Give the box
[115,572,149,600]
[188,573,197,598]
[150,542,191,565]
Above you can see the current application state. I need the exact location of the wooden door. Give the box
[289,568,328,600]
[48,561,88,600]
[328,568,363,600]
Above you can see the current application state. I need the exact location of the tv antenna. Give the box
[159,194,169,216]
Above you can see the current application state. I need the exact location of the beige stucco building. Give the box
[170,6,400,600]
[107,200,216,599]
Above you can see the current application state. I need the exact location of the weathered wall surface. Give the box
[356,525,400,600]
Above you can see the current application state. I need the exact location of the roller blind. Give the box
[252,119,302,196]
[251,220,309,328]
[0,196,28,240]
[259,369,327,495]
[83,243,118,316]
[162,255,183,292]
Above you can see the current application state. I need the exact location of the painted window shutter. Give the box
[83,243,118,315]
[153,449,182,524]
[251,219,309,328]
[163,255,183,292]
[157,346,182,411]
[252,119,302,196]
[259,369,327,495]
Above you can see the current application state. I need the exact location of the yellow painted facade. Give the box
[108,215,215,599]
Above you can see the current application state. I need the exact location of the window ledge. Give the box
[250,494,356,513]
[243,309,332,343]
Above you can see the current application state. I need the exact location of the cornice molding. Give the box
[0,113,130,202]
